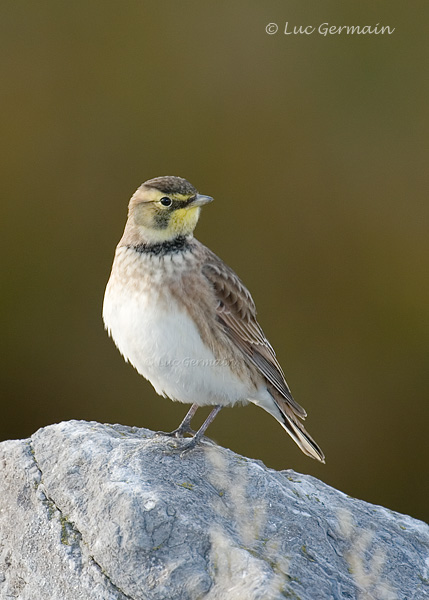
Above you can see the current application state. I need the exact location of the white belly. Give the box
[103,281,252,407]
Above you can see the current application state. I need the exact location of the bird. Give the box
[103,176,325,462]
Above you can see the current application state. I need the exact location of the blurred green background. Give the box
[1,2,428,522]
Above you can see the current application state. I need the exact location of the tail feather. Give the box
[278,403,325,463]
[267,386,325,463]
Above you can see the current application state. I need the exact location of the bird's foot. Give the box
[179,438,198,456]
[156,404,221,455]
[178,434,216,457]
[154,425,196,439]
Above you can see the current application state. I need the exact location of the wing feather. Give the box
[202,259,306,418]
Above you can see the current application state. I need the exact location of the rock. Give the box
[0,421,428,599]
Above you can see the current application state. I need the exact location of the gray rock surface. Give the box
[0,421,428,599]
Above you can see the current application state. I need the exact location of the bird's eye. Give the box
[160,197,172,207]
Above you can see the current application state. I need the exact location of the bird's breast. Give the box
[102,247,252,405]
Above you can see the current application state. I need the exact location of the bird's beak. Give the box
[189,194,214,207]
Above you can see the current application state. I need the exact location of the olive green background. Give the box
[1,2,428,522]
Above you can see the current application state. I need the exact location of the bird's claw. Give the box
[154,426,196,439]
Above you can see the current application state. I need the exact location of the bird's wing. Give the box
[202,257,306,418]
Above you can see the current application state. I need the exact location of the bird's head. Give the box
[125,176,213,244]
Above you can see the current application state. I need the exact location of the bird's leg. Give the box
[180,405,222,453]
[155,404,199,438]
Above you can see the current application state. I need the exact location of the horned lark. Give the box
[103,176,324,462]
